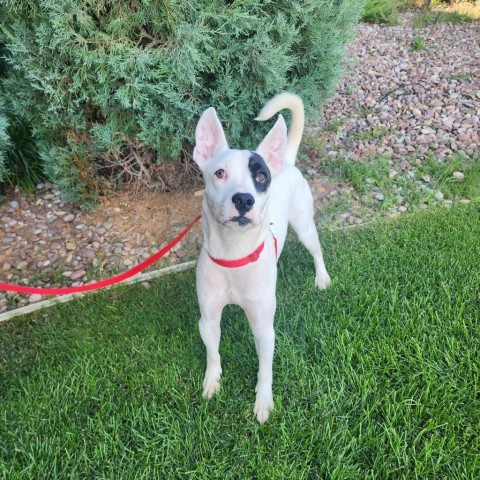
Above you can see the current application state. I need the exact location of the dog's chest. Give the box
[198,246,277,309]
[223,261,275,305]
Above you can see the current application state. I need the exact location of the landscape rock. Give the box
[70,270,86,281]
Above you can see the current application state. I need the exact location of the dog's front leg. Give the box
[199,302,224,399]
[245,300,276,424]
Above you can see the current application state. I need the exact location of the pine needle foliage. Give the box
[0,0,365,203]
[0,104,11,185]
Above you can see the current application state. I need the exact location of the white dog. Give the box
[193,92,331,423]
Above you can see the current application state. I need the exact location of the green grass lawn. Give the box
[1,202,480,479]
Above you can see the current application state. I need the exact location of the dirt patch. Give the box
[89,187,203,248]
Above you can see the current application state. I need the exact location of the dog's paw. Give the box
[253,393,274,424]
[316,271,331,290]
[202,368,222,399]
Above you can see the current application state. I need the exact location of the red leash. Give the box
[0,215,201,296]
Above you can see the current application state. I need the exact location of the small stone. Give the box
[452,171,464,180]
[376,194,384,201]
[66,242,76,251]
[411,108,421,117]
[422,175,431,183]
[3,262,12,271]
[29,294,43,303]
[434,191,444,201]
[16,261,28,270]
[70,269,86,280]
[10,201,19,209]
[63,214,75,223]
[175,249,187,259]
[141,281,151,290]
[80,248,95,259]
[398,206,407,213]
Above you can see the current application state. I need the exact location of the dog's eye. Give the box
[215,169,225,179]
[256,173,267,184]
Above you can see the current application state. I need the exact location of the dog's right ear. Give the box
[193,107,228,171]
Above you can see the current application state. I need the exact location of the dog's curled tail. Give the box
[255,92,304,166]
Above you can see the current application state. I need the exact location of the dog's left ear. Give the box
[193,107,228,172]
[255,115,287,176]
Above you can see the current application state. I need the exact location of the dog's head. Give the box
[193,107,287,230]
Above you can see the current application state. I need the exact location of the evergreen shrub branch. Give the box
[0,0,366,203]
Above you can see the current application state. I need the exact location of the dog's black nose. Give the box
[232,192,255,214]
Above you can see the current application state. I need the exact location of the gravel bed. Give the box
[311,13,479,161]
[0,184,203,313]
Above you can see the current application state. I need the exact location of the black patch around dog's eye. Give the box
[249,152,271,193]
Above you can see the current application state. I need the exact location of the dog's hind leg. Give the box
[289,181,331,290]
[297,220,331,290]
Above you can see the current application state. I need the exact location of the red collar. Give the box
[208,234,278,269]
